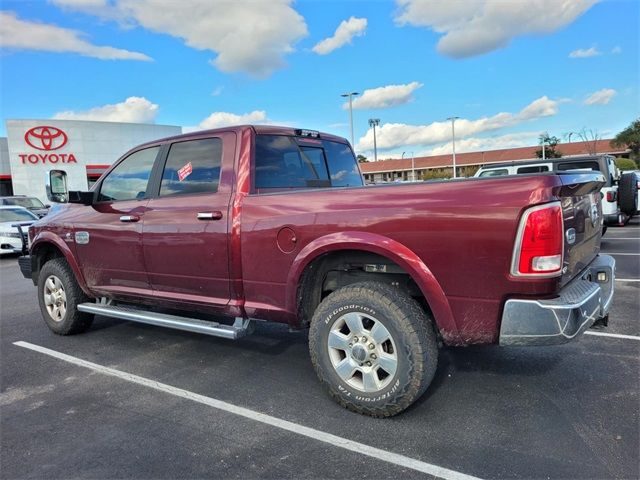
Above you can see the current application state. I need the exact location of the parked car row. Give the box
[0,196,51,218]
[0,206,38,255]
[474,155,639,232]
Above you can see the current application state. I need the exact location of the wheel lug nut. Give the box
[361,336,367,343]
[370,354,377,359]
[348,343,353,348]
[353,336,358,343]
[365,361,372,367]
[368,343,375,349]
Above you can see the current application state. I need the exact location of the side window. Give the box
[479,169,509,177]
[160,138,222,196]
[98,147,159,202]
[517,165,549,174]
[557,161,599,172]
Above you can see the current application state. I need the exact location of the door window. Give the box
[160,138,222,196]
[98,147,159,202]
[479,169,509,177]
[517,165,549,174]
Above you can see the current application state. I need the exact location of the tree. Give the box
[575,128,601,155]
[615,158,637,171]
[535,133,562,158]
[356,154,368,163]
[612,118,640,159]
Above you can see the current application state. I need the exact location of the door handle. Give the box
[197,211,223,220]
[119,215,140,222]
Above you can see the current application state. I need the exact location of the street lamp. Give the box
[402,151,415,181]
[447,117,460,178]
[341,92,359,148]
[368,118,380,162]
[540,132,548,160]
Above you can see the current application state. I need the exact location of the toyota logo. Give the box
[24,126,68,151]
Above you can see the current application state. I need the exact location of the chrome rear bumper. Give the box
[499,255,615,346]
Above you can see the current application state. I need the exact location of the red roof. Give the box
[359,139,627,173]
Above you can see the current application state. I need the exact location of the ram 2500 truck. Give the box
[18,125,615,417]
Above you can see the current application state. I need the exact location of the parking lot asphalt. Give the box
[1,219,638,480]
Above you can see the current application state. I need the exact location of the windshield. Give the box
[3,197,45,208]
[0,209,38,222]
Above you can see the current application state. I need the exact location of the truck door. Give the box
[142,133,234,307]
[74,146,160,297]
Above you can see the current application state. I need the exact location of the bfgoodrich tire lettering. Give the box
[309,282,438,417]
[37,258,94,335]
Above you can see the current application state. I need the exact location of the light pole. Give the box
[368,118,380,162]
[402,151,415,181]
[540,132,548,160]
[341,92,359,148]
[447,117,459,178]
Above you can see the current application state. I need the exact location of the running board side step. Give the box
[77,303,252,340]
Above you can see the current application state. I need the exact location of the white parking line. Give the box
[585,331,640,341]
[602,238,640,240]
[13,341,480,480]
[606,253,640,256]
[616,278,640,282]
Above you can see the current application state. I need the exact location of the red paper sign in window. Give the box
[177,162,192,181]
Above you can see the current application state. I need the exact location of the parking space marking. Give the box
[606,253,640,256]
[13,341,480,480]
[585,331,640,341]
[603,238,640,240]
[616,278,640,282]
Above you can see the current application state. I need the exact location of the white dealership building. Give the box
[0,119,182,201]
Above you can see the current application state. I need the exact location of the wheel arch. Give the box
[30,233,91,296]
[286,231,458,340]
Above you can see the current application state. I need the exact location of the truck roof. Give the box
[135,125,350,149]
[479,154,614,170]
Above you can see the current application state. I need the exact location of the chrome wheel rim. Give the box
[327,312,398,393]
[44,275,67,322]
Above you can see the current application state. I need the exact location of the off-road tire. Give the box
[618,172,638,216]
[37,258,93,335]
[309,282,438,417]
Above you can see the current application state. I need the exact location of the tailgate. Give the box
[557,172,606,287]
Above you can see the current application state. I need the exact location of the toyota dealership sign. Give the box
[4,119,181,202]
[20,126,77,164]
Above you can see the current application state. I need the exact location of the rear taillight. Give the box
[512,203,563,276]
[606,191,615,202]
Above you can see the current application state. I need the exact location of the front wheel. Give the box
[37,258,94,335]
[309,282,438,417]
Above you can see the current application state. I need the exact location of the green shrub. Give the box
[615,157,638,170]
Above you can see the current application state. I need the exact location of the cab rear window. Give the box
[254,135,362,191]
[479,169,509,177]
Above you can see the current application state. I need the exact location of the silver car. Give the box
[0,206,38,255]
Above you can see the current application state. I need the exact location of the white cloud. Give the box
[51,0,308,77]
[569,46,601,58]
[394,0,597,58]
[0,11,151,61]
[192,110,269,131]
[346,82,423,110]
[584,88,616,106]
[312,16,367,55]
[611,46,622,54]
[356,96,559,151]
[53,97,159,123]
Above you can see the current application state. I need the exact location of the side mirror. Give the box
[46,170,69,203]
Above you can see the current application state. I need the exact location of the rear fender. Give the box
[286,231,459,341]
[30,232,91,296]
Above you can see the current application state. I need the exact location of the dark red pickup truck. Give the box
[19,125,615,416]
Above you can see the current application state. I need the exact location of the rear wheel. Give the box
[37,258,93,335]
[619,173,638,216]
[309,282,438,417]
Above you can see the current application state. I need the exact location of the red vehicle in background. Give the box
[18,125,615,416]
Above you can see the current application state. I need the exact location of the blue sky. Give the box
[1,0,638,159]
